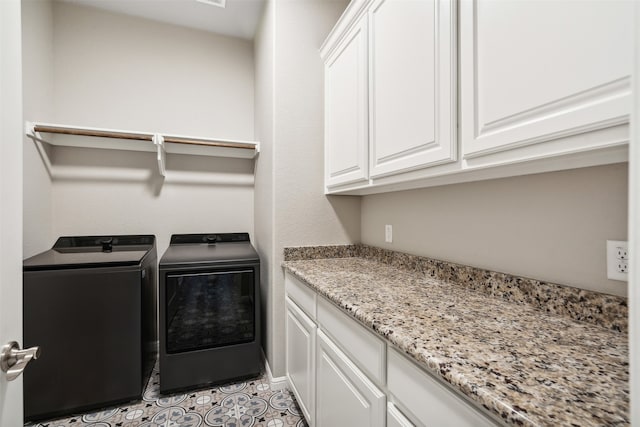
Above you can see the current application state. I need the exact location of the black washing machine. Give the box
[159,233,261,394]
[22,235,157,421]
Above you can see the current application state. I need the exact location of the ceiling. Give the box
[61,0,266,40]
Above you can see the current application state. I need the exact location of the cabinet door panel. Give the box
[317,296,385,385]
[285,298,315,424]
[460,0,633,159]
[285,273,317,319]
[325,18,369,188]
[387,403,415,427]
[388,349,497,427]
[316,330,385,427]
[369,0,456,178]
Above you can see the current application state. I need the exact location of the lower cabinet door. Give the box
[285,297,316,424]
[388,349,498,426]
[387,403,414,427]
[316,329,385,427]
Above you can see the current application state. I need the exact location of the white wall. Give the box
[254,0,359,378]
[273,0,360,254]
[628,4,639,423]
[52,1,254,139]
[22,0,54,258]
[271,0,360,377]
[0,0,26,424]
[253,0,276,373]
[51,148,255,253]
[361,163,628,297]
[44,1,256,255]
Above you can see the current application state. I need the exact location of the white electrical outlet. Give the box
[615,246,628,260]
[385,225,393,243]
[606,240,628,281]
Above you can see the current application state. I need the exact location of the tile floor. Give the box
[26,363,307,427]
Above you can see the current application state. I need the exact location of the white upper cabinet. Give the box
[322,0,631,195]
[324,16,369,188]
[460,0,633,160]
[369,0,456,178]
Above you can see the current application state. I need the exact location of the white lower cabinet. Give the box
[285,297,316,424]
[317,296,386,385]
[387,349,497,427]
[316,330,385,427]
[284,273,499,427]
[387,403,414,427]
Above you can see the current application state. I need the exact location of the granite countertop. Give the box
[282,251,629,426]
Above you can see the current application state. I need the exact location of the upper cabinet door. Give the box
[325,17,369,189]
[460,0,633,160]
[369,0,456,178]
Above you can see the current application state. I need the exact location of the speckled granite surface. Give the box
[282,248,629,426]
[284,245,628,333]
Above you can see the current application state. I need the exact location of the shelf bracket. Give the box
[152,133,166,177]
[25,121,36,139]
[24,121,53,178]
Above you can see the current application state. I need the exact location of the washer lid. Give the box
[160,233,259,266]
[23,235,155,271]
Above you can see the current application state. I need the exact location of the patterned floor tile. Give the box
[26,362,306,427]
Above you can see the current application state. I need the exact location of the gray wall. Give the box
[254,0,359,378]
[361,163,629,297]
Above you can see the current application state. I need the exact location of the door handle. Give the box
[1,341,41,381]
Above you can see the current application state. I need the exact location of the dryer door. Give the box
[165,269,255,354]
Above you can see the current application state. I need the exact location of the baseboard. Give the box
[262,349,288,391]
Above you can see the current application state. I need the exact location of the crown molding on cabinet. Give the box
[319,0,373,61]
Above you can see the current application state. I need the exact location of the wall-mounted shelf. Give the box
[25,121,260,177]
